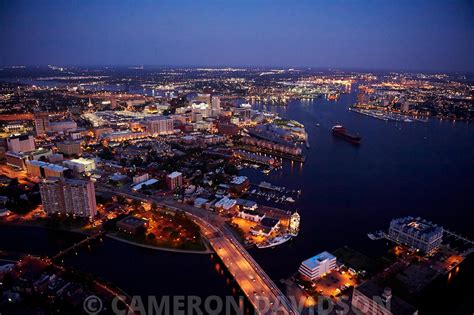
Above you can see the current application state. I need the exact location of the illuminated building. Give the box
[6,134,35,153]
[388,217,443,254]
[166,171,183,191]
[63,158,96,173]
[143,116,175,135]
[26,160,69,178]
[39,178,97,218]
[57,140,82,156]
[34,111,50,136]
[298,251,336,281]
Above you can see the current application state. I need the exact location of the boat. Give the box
[332,125,361,144]
[256,234,293,249]
[286,197,295,203]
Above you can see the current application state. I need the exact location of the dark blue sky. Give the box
[1,0,473,71]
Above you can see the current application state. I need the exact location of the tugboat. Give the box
[332,125,361,144]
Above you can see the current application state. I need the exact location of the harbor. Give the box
[349,107,429,122]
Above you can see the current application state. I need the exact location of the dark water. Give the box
[245,92,474,280]
[0,225,236,299]
[0,91,473,313]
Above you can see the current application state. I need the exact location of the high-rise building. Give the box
[388,217,443,254]
[39,178,97,218]
[143,116,175,135]
[6,134,35,153]
[298,251,337,281]
[34,111,50,136]
[166,171,183,191]
[211,96,221,116]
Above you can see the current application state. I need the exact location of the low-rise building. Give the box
[131,178,158,191]
[117,216,148,235]
[229,176,250,195]
[57,140,82,156]
[298,251,337,281]
[63,158,96,173]
[6,148,52,169]
[352,281,418,315]
[254,217,280,237]
[214,197,237,213]
[238,209,265,222]
[26,160,69,178]
[388,216,443,254]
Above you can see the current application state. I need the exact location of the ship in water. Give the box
[332,125,361,145]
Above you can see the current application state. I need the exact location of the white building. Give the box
[299,251,337,281]
[388,216,443,254]
[63,158,96,173]
[7,134,35,153]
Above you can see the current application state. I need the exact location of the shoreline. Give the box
[0,221,214,255]
[106,234,213,254]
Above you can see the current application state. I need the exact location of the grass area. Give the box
[333,246,377,275]
[113,230,206,251]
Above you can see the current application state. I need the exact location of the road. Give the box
[97,186,298,314]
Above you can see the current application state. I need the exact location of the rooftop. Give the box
[301,251,336,270]
[355,280,417,314]
[231,176,248,185]
[68,158,95,165]
[168,171,182,179]
[131,178,158,191]
[26,160,68,172]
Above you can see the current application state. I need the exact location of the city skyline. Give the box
[1,0,473,72]
[0,1,473,314]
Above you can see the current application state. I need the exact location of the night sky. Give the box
[1,0,473,71]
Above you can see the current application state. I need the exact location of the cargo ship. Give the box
[332,125,361,144]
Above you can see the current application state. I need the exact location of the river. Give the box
[0,89,473,313]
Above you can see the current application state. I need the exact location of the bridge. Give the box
[51,231,106,262]
[97,187,298,314]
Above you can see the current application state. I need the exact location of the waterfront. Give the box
[0,225,237,300]
[245,92,473,272]
[1,90,473,313]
